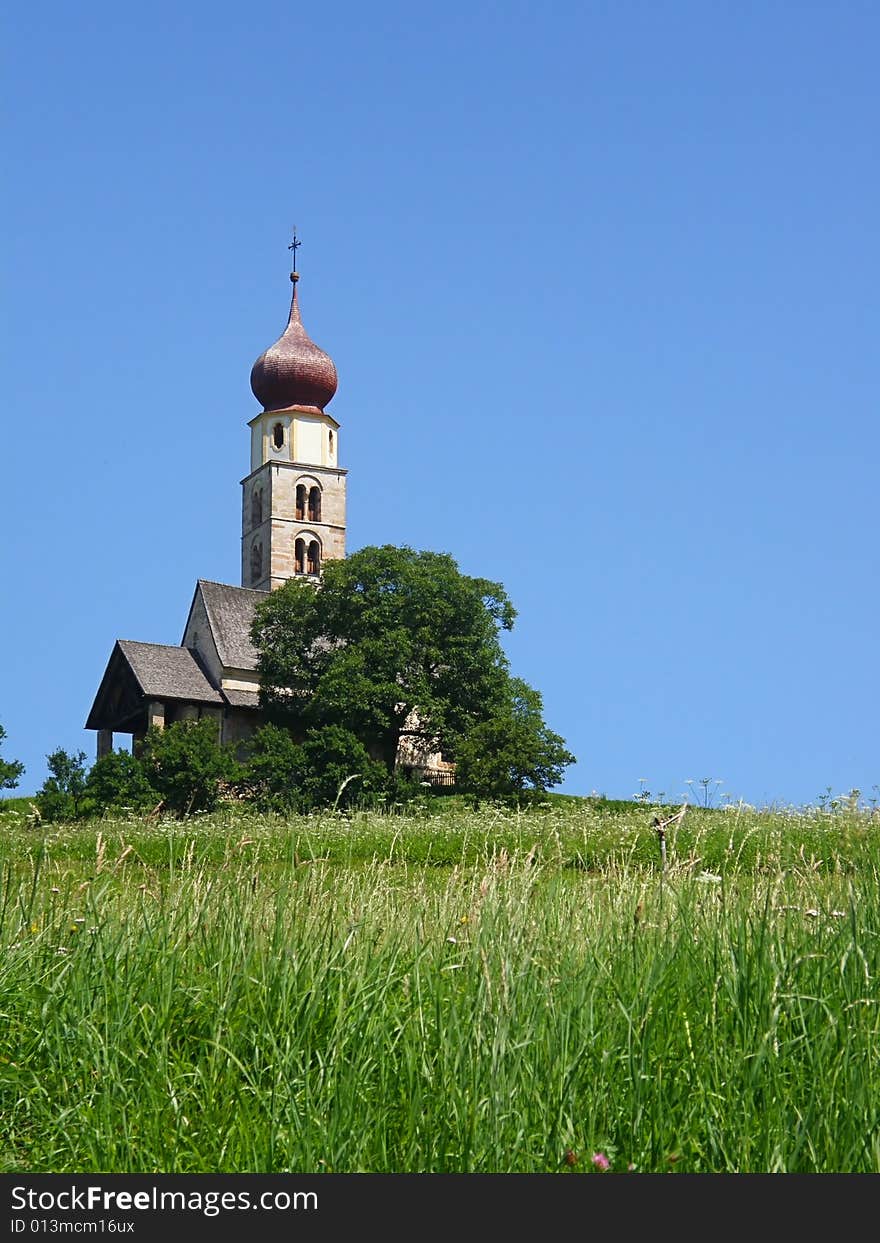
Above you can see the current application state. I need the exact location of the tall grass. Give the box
[1,802,878,1172]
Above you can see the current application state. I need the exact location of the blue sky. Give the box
[3,1,877,806]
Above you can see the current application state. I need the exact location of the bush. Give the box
[295,726,389,810]
[140,719,240,815]
[245,723,301,812]
[36,749,90,821]
[245,723,389,812]
[0,723,24,790]
[85,750,158,813]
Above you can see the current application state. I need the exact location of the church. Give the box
[86,246,402,767]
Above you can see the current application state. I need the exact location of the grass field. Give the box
[1,796,878,1173]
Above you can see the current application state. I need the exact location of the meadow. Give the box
[1,796,878,1173]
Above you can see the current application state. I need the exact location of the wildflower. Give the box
[591,1152,610,1172]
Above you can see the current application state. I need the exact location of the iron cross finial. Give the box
[288,226,302,274]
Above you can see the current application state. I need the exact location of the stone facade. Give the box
[179,589,224,686]
[241,449,347,592]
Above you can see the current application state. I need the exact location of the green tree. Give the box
[85,749,157,812]
[253,545,516,773]
[36,748,90,820]
[453,678,576,802]
[0,723,25,790]
[251,545,574,795]
[140,719,239,815]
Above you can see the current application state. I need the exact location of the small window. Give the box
[294,538,305,575]
[251,486,262,528]
[308,486,321,523]
[295,484,306,521]
[272,423,284,450]
[328,429,334,455]
[307,540,320,576]
[250,540,263,585]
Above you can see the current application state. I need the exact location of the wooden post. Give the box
[97,729,113,758]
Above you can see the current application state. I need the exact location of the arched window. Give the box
[250,540,263,585]
[308,486,321,522]
[295,484,306,521]
[251,487,262,528]
[272,423,284,450]
[328,429,334,456]
[294,538,305,575]
[307,540,320,576]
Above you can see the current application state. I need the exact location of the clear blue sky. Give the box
[3,1,877,807]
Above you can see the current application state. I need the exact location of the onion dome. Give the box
[250,274,338,413]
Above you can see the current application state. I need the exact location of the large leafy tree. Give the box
[452,678,576,801]
[253,545,515,772]
[252,545,573,795]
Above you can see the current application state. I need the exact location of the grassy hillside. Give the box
[1,799,878,1173]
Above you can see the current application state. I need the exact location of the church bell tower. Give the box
[242,238,347,591]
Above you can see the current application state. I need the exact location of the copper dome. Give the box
[250,275,338,413]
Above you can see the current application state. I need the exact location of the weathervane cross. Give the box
[288,227,302,273]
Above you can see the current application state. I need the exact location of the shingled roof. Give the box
[221,688,261,709]
[117,641,224,703]
[196,580,263,671]
[86,639,224,731]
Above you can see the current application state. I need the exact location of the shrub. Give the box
[140,719,240,815]
[245,723,302,812]
[85,750,158,813]
[245,723,389,812]
[295,725,390,810]
[0,723,24,790]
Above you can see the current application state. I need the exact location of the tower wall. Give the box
[241,460,346,591]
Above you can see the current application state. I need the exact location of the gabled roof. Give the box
[191,580,263,671]
[86,640,223,731]
[117,640,224,703]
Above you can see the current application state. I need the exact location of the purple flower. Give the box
[591,1152,610,1172]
